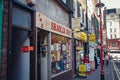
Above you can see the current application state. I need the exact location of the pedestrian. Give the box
[94,54,98,69]
[105,54,109,66]
[84,55,89,63]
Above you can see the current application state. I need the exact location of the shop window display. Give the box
[51,33,71,75]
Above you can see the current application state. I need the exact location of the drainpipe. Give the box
[0,0,3,71]
[68,0,74,80]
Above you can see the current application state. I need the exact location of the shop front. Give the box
[73,28,87,75]
[89,34,97,71]
[36,12,72,80]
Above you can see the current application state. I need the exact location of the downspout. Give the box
[68,0,74,80]
[0,0,3,71]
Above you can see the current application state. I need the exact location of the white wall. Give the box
[107,20,120,39]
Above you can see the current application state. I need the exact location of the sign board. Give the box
[76,46,83,51]
[72,18,80,29]
[22,46,34,52]
[89,34,96,42]
[78,64,87,77]
[78,32,87,42]
[36,12,72,38]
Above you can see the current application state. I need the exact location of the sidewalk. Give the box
[74,60,114,80]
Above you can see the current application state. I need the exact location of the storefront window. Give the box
[75,40,84,70]
[51,33,71,76]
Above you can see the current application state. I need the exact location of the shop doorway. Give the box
[7,27,30,80]
[37,29,49,80]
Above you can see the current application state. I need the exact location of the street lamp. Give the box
[96,0,105,80]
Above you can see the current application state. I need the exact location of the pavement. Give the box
[74,60,114,80]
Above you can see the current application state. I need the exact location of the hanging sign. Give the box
[72,18,80,29]
[78,32,87,42]
[89,34,96,42]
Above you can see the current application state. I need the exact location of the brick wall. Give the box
[0,0,8,80]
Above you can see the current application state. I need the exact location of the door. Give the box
[37,29,49,80]
[8,28,30,80]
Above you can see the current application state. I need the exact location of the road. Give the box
[113,60,120,80]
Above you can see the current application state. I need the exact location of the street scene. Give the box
[0,0,120,80]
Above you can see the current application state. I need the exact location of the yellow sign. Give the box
[89,34,96,42]
[73,28,87,42]
[76,46,83,51]
[78,64,87,77]
[74,28,80,39]
[78,32,87,42]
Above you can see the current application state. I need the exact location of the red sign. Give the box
[22,46,28,52]
[22,46,34,52]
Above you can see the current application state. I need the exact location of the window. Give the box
[12,7,31,28]
[110,28,112,32]
[110,35,112,39]
[51,34,71,76]
[110,21,112,26]
[112,43,115,47]
[114,34,116,38]
[114,28,116,32]
[82,10,84,23]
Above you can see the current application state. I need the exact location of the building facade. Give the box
[1,0,73,80]
[106,8,120,53]
[0,0,100,80]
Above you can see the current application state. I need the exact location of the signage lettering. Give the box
[36,12,72,37]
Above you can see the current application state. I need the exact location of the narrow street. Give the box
[75,60,120,80]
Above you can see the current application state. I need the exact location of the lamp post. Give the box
[96,0,105,80]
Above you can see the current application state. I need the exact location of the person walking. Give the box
[105,54,109,66]
[94,54,98,69]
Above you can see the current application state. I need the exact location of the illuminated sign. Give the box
[22,46,34,52]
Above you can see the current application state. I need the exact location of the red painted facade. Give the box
[107,39,120,52]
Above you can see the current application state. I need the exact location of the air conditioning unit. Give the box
[26,0,35,6]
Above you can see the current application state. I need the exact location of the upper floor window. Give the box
[110,28,112,32]
[82,10,84,23]
[114,34,116,38]
[110,35,112,39]
[110,21,112,26]
[114,28,116,32]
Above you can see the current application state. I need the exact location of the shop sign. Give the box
[22,46,34,52]
[78,64,87,77]
[89,34,96,42]
[78,32,87,42]
[76,46,83,51]
[72,18,80,29]
[36,12,72,38]
[74,28,80,39]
